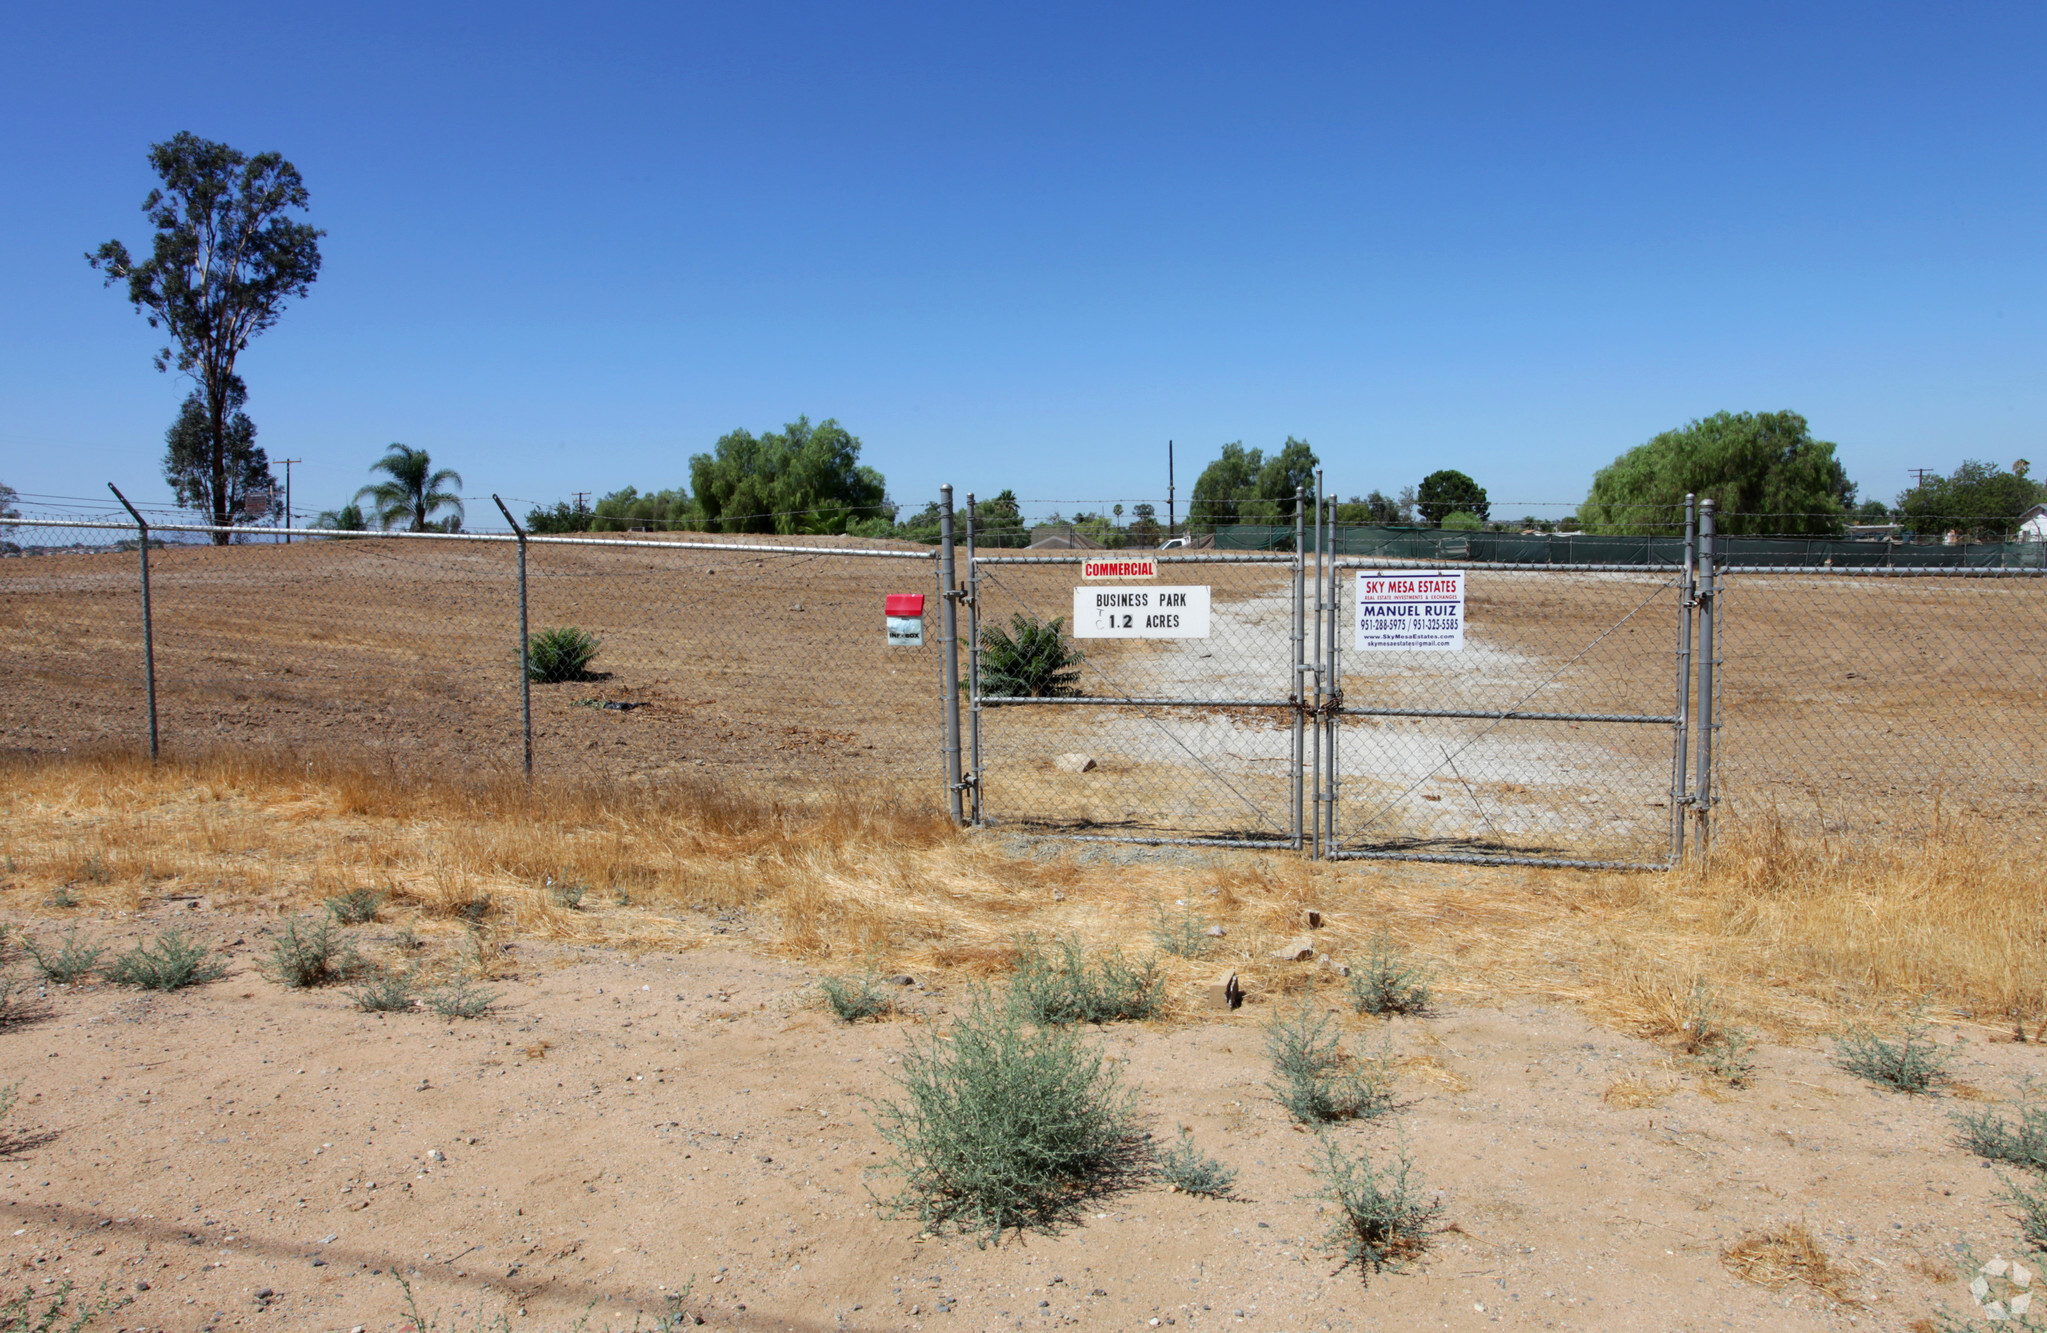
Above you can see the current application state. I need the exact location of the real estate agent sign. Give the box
[1354,570,1465,651]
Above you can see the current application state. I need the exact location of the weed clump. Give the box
[265,917,363,989]
[0,975,41,1029]
[545,877,586,910]
[1157,1131,1237,1198]
[1266,1001,1395,1125]
[871,987,1151,1236]
[1346,932,1433,1016]
[527,626,602,683]
[351,970,418,1013]
[1833,1008,1953,1095]
[324,887,383,924]
[0,1279,126,1332]
[23,927,104,983]
[820,972,894,1023]
[1675,982,1757,1088]
[428,980,497,1019]
[1011,935,1163,1025]
[1150,904,1215,960]
[1956,1083,2047,1174]
[1314,1136,1440,1283]
[102,930,227,991]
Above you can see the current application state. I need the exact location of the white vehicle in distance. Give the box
[1158,536,1190,549]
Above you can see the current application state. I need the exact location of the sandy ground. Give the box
[2,896,2039,1333]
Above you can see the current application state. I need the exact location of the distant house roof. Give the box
[1026,524,1105,550]
[2020,504,2047,541]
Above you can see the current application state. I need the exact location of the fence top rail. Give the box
[1718,565,2047,578]
[1335,558,1682,574]
[973,552,1296,566]
[6,517,937,560]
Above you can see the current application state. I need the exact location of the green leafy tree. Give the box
[971,489,1030,548]
[524,498,593,533]
[0,481,19,540]
[591,485,692,532]
[89,132,323,545]
[164,378,271,525]
[1441,511,1483,531]
[1126,501,1162,546]
[1852,499,1893,524]
[1416,470,1488,527]
[1189,438,1319,527]
[314,502,366,531]
[355,444,464,532]
[689,416,886,534]
[1896,460,2044,538]
[1579,411,1854,536]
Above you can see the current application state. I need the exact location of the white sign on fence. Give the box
[1073,585,1211,638]
[1354,570,1465,651]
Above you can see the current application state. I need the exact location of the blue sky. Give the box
[3,1,2042,524]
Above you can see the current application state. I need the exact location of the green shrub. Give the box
[820,972,894,1023]
[1956,1084,2047,1174]
[0,1279,126,1332]
[324,887,383,924]
[2004,1174,2047,1254]
[1265,1001,1395,1125]
[265,917,363,989]
[0,975,39,1029]
[23,927,104,983]
[47,887,80,909]
[545,877,586,910]
[351,970,418,1014]
[871,987,1151,1235]
[1314,1136,1441,1283]
[1150,905,1214,960]
[1674,982,1756,1087]
[1346,933,1433,1016]
[102,930,227,991]
[979,615,1082,698]
[1157,1131,1237,1198]
[1011,935,1164,1025]
[1833,1008,1953,1095]
[527,627,602,683]
[428,981,497,1020]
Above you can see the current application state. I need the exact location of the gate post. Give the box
[492,496,534,778]
[937,485,965,824]
[964,492,983,826]
[1325,489,1342,854]
[1691,498,1717,853]
[107,484,159,762]
[1291,486,1306,850]
[1669,494,1696,862]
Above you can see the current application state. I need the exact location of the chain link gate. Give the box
[961,486,1720,869]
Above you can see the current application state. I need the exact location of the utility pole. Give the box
[1908,468,1933,488]
[572,491,590,512]
[279,459,302,543]
[1167,441,1175,537]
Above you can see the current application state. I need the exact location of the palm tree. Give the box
[355,444,464,532]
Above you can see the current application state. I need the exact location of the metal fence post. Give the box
[1691,498,1717,853]
[492,496,533,779]
[938,485,965,824]
[1670,493,1696,862]
[964,492,983,825]
[1291,486,1306,850]
[1310,469,1326,858]
[1326,492,1342,855]
[107,484,158,762]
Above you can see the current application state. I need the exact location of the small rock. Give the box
[1318,956,1351,978]
[1302,909,1323,929]
[889,975,916,986]
[253,1289,274,1302]
[136,1282,150,1292]
[427,1149,445,1162]
[1203,925,1227,938]
[1053,752,1098,774]
[1205,973,1243,1011]
[1270,939,1315,963]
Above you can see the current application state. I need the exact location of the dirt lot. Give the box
[2,899,2042,1333]
[5,538,2043,858]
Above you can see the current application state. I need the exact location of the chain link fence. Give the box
[6,489,2045,863]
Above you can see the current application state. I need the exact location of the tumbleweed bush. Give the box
[1346,932,1433,1016]
[1314,1135,1441,1284]
[870,986,1150,1236]
[1010,934,1164,1025]
[102,930,227,991]
[265,916,362,989]
[1158,1130,1238,1198]
[1833,1008,1953,1095]
[1266,1000,1395,1125]
[22,927,103,984]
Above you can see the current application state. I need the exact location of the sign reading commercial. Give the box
[1081,557,1158,581]
[1354,570,1465,651]
[1073,585,1211,638]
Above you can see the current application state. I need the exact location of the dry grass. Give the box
[0,752,2039,1039]
[1721,1223,1860,1303]
[1601,1074,1676,1108]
